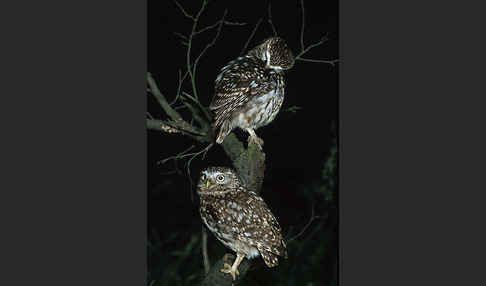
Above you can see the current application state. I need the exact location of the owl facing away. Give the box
[209,37,295,149]
[197,167,287,281]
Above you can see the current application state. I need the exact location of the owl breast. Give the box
[201,215,260,259]
[200,196,261,259]
[235,78,285,130]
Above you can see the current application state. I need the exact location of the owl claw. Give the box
[248,135,264,150]
[220,263,239,281]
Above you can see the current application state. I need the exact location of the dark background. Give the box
[148,0,338,285]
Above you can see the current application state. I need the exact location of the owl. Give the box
[209,37,295,149]
[197,167,287,281]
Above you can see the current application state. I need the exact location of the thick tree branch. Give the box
[146,119,205,139]
[147,72,183,121]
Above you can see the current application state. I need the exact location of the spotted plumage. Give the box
[197,167,287,280]
[210,37,295,148]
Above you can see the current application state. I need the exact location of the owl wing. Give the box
[252,196,288,259]
[209,57,271,128]
[235,192,288,264]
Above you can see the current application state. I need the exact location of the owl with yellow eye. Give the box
[197,166,287,281]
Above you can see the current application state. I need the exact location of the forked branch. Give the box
[294,0,339,67]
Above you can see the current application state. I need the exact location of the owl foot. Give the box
[248,134,264,150]
[246,128,264,150]
[220,262,239,281]
[220,252,245,281]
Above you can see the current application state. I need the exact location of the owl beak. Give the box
[206,179,211,188]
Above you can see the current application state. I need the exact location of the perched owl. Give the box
[210,37,295,149]
[197,167,287,281]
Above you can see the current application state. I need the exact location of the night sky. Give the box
[148,0,338,283]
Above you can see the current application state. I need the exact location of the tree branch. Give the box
[146,119,203,138]
[147,72,183,122]
[299,0,306,52]
[286,202,320,243]
[267,3,278,36]
[294,0,338,66]
[240,18,262,56]
[297,57,339,66]
[173,0,196,21]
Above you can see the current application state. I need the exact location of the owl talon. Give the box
[248,135,264,150]
[220,263,239,281]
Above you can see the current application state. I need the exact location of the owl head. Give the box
[197,166,241,196]
[250,37,295,72]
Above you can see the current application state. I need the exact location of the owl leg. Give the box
[220,252,244,281]
[246,128,264,150]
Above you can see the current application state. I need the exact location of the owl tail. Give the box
[215,121,232,144]
[259,248,280,267]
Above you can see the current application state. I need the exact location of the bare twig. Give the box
[299,0,306,52]
[294,28,338,67]
[240,18,262,56]
[285,106,302,113]
[147,72,182,121]
[157,145,196,166]
[147,74,208,139]
[181,91,212,126]
[268,3,278,36]
[295,33,329,58]
[186,143,214,201]
[194,21,223,36]
[182,101,206,129]
[195,19,246,35]
[297,58,339,67]
[185,143,213,177]
[294,0,338,66]
[287,202,320,243]
[294,32,337,66]
[174,1,226,121]
[184,0,208,101]
[173,104,189,111]
[170,69,190,106]
[174,31,188,41]
[192,9,227,93]
[223,20,247,26]
[173,0,196,21]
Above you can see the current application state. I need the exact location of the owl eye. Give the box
[216,175,225,182]
[201,174,206,181]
